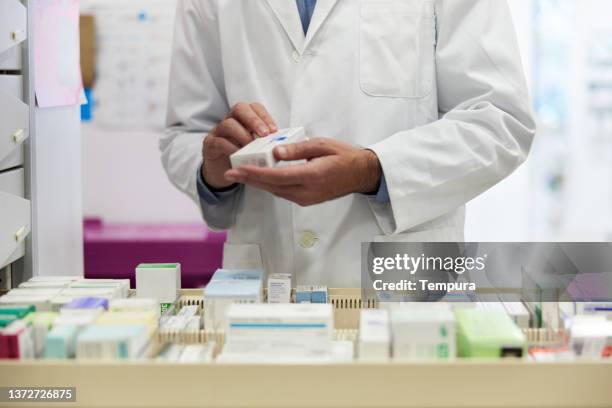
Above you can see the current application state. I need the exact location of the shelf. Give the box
[2,289,610,407]
[1,360,611,407]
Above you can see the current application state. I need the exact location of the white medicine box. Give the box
[230,127,306,169]
[135,263,181,314]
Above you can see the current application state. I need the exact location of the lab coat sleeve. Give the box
[161,0,240,231]
[368,0,536,235]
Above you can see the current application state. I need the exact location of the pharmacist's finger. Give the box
[204,136,240,159]
[215,118,254,148]
[250,103,278,133]
[229,165,312,186]
[229,103,271,137]
[226,172,300,194]
[274,138,335,161]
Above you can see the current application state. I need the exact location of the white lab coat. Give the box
[161,0,536,287]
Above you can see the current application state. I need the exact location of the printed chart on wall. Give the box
[34,0,84,108]
[80,0,176,129]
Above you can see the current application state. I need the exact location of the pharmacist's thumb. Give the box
[274,138,335,161]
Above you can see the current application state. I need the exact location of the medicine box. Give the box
[45,324,79,359]
[358,309,390,362]
[455,308,526,358]
[230,127,306,169]
[69,279,130,298]
[24,312,58,357]
[109,298,160,319]
[502,302,530,329]
[311,286,328,304]
[136,263,181,314]
[296,285,312,303]
[568,315,612,359]
[60,288,121,301]
[267,273,291,304]
[62,297,109,312]
[223,303,333,360]
[27,276,80,283]
[76,324,149,360]
[0,305,36,319]
[391,303,456,361]
[19,281,70,289]
[53,312,99,329]
[203,269,264,331]
[97,311,158,335]
[210,269,264,282]
[0,295,54,312]
[0,320,35,359]
[0,316,18,328]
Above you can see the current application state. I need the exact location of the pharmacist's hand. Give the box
[202,103,278,189]
[225,138,382,206]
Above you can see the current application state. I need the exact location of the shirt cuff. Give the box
[363,173,390,204]
[196,164,240,205]
[375,174,390,203]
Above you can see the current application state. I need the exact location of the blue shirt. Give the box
[296,0,317,34]
[198,0,390,205]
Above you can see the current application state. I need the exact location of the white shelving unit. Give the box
[0,0,83,287]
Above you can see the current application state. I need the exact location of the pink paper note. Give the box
[34,0,83,108]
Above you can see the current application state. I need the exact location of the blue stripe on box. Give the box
[230,323,327,329]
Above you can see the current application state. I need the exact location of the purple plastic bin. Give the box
[83,218,226,289]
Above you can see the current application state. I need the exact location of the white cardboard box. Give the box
[230,127,306,169]
[390,303,456,361]
[267,273,291,304]
[135,263,181,314]
[358,309,390,362]
[224,303,333,360]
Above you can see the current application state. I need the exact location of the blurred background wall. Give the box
[78,0,612,285]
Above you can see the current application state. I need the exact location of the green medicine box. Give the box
[135,263,181,315]
[0,305,36,319]
[455,308,526,358]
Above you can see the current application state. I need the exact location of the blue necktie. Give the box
[296,0,317,34]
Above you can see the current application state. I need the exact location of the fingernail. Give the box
[226,174,237,182]
[258,125,270,136]
[277,146,287,159]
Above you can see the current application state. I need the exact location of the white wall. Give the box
[81,124,202,223]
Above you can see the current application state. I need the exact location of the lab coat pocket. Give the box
[222,243,264,270]
[373,227,459,243]
[359,0,435,98]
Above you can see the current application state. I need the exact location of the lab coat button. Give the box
[292,50,301,63]
[299,231,317,249]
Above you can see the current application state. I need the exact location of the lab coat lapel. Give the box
[265,0,305,52]
[304,0,339,50]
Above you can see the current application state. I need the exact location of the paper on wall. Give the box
[33,0,84,108]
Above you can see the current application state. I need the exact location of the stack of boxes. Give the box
[2,268,611,363]
[296,285,328,304]
[0,277,129,312]
[203,269,264,331]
